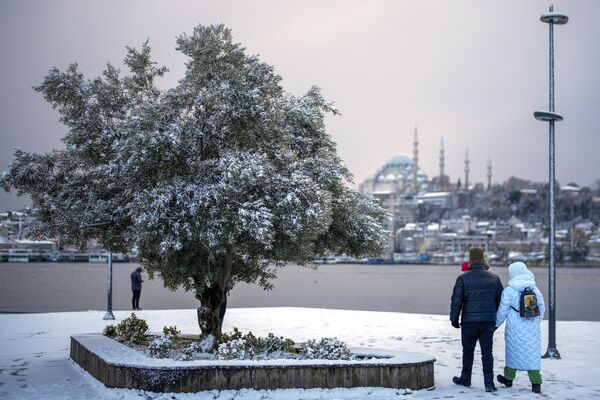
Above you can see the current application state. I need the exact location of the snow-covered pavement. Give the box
[1,307,598,399]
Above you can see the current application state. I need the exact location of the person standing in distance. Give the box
[450,248,504,392]
[131,266,144,310]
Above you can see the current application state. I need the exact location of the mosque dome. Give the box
[358,130,433,196]
[384,153,413,170]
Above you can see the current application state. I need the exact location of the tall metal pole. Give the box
[534,4,568,360]
[545,4,563,360]
[546,6,558,359]
[103,251,115,320]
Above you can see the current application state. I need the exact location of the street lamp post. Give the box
[534,4,568,360]
[103,251,115,320]
[85,221,115,320]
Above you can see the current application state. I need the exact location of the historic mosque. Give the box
[358,126,495,256]
[359,126,493,197]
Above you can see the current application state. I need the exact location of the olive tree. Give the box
[2,24,387,339]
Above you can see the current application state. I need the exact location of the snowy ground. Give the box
[1,308,598,400]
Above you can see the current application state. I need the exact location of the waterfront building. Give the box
[438,234,490,254]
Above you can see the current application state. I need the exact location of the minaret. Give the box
[413,125,419,193]
[439,136,445,190]
[464,148,470,191]
[487,157,493,190]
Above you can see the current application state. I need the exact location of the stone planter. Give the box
[71,334,435,392]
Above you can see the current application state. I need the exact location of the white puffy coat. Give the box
[495,262,545,371]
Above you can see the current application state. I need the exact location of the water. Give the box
[0,262,597,321]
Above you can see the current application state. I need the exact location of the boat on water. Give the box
[88,251,130,263]
[7,248,52,262]
[89,252,109,263]
[312,256,337,264]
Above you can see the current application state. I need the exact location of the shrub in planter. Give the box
[116,314,150,344]
[147,334,173,358]
[103,324,117,338]
[218,328,257,359]
[179,335,215,361]
[254,333,297,359]
[162,325,181,337]
[301,337,352,360]
[217,338,249,360]
[220,327,244,343]
[105,323,352,362]
[218,328,298,360]
[147,325,183,359]
[103,313,149,344]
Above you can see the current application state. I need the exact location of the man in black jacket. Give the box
[130,267,144,310]
[450,248,503,392]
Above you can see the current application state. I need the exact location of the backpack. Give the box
[511,287,540,318]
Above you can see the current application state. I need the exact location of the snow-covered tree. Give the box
[1,24,387,339]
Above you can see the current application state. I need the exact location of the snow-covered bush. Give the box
[162,325,180,337]
[103,314,149,344]
[103,324,117,338]
[107,323,352,362]
[254,333,296,359]
[301,337,352,360]
[147,334,173,359]
[217,338,249,360]
[220,327,245,343]
[216,331,350,361]
[217,328,297,360]
[147,325,184,359]
[179,335,216,361]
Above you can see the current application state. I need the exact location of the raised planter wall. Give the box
[71,334,435,392]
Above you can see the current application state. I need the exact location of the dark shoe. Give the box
[532,383,541,393]
[485,383,497,392]
[497,374,513,387]
[453,376,471,387]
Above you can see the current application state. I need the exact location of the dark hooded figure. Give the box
[450,248,503,392]
[219,281,234,330]
[130,267,144,310]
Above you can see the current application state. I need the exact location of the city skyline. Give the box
[1,0,600,210]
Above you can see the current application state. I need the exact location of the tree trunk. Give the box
[196,286,222,340]
[195,251,234,341]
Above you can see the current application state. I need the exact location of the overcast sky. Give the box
[1,0,599,210]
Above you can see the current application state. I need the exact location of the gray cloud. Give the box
[1,0,599,210]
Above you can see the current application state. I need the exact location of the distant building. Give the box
[359,153,430,196]
[439,234,490,254]
[0,236,14,250]
[417,192,456,209]
[15,239,55,251]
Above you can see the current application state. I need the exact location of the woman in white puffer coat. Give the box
[495,262,545,393]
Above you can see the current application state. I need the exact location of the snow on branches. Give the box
[1,24,387,295]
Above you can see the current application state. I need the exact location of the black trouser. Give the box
[460,321,495,384]
[218,298,227,330]
[132,289,141,309]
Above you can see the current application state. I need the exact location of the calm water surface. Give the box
[0,262,597,321]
